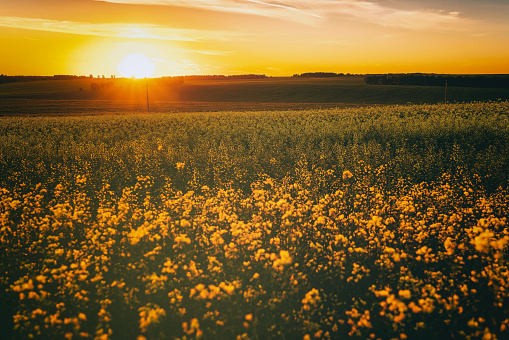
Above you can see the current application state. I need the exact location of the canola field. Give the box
[1,101,509,339]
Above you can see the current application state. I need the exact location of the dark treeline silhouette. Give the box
[0,74,268,85]
[0,75,90,83]
[364,74,509,88]
[53,75,90,80]
[183,74,267,80]
[293,72,357,78]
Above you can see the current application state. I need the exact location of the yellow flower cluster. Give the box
[2,101,509,339]
[3,167,509,339]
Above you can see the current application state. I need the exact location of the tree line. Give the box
[182,74,267,80]
[364,74,509,88]
[0,75,96,84]
[292,72,356,78]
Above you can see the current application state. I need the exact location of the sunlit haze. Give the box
[117,53,154,78]
[1,0,508,76]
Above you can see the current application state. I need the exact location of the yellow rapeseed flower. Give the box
[342,170,353,180]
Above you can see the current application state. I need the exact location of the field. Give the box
[2,77,509,115]
[1,101,509,339]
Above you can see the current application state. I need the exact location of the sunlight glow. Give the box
[117,53,155,78]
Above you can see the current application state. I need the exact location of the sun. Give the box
[117,53,155,78]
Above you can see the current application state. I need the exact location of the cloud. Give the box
[95,0,478,30]
[0,16,243,41]
[94,0,324,25]
[193,50,235,56]
[325,1,472,31]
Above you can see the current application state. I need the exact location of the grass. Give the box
[1,102,509,339]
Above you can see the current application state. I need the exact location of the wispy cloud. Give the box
[0,16,244,41]
[95,0,323,25]
[193,50,235,56]
[95,0,478,30]
[326,2,472,31]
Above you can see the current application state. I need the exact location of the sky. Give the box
[1,0,509,76]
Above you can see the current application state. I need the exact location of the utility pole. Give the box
[445,79,448,104]
[145,77,150,113]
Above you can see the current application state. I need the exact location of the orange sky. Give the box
[1,0,509,76]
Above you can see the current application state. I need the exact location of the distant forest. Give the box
[182,74,267,80]
[0,74,266,84]
[3,73,509,88]
[364,74,509,88]
[0,74,106,84]
[292,72,355,77]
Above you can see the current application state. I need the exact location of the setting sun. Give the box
[1,0,509,75]
[117,53,155,78]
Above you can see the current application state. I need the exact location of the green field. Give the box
[2,77,509,115]
[1,102,509,339]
